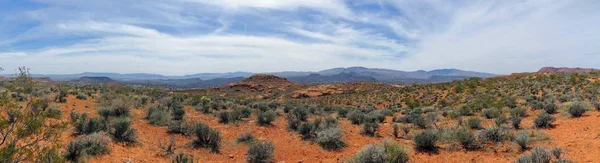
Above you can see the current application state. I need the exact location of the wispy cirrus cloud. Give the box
[0,0,599,75]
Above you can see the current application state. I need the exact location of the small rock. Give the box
[229,154,234,158]
[298,160,303,163]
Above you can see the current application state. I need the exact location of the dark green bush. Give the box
[192,123,221,153]
[481,127,508,143]
[64,133,111,162]
[383,140,409,163]
[534,113,555,129]
[592,100,600,111]
[361,121,379,137]
[511,116,522,129]
[172,106,185,121]
[74,116,108,135]
[218,111,230,124]
[542,102,558,114]
[110,118,137,143]
[414,130,438,152]
[347,110,365,125]
[510,107,527,118]
[247,141,274,163]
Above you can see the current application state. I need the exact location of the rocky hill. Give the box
[538,67,599,73]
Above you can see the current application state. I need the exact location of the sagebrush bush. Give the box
[173,153,196,163]
[110,118,138,143]
[455,128,480,150]
[236,132,255,144]
[383,140,409,163]
[74,116,108,135]
[172,106,186,121]
[592,100,600,111]
[76,92,88,100]
[534,113,555,129]
[316,127,345,150]
[517,147,551,163]
[218,111,230,124]
[347,109,365,125]
[482,108,502,119]
[510,107,527,118]
[480,127,508,143]
[351,144,385,163]
[361,121,379,137]
[146,106,170,126]
[247,141,274,163]
[567,101,587,117]
[511,116,522,129]
[542,102,558,114]
[465,118,482,130]
[256,110,277,126]
[515,131,530,151]
[167,120,194,135]
[64,133,111,162]
[414,130,438,152]
[192,123,221,153]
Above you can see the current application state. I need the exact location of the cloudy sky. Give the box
[0,0,599,75]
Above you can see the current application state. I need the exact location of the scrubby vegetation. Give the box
[247,141,274,163]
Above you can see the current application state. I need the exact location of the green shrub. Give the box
[110,118,137,143]
[567,101,587,117]
[316,127,345,150]
[172,106,185,121]
[74,116,108,135]
[167,120,194,135]
[515,131,530,151]
[247,141,274,163]
[455,128,480,150]
[351,144,385,163]
[542,102,558,114]
[347,110,365,125]
[414,130,438,152]
[70,112,81,122]
[298,122,314,139]
[218,111,230,124]
[173,153,196,163]
[146,106,170,126]
[480,127,508,143]
[511,116,522,129]
[465,118,482,130]
[256,110,277,126]
[361,122,379,137]
[236,132,255,144]
[592,100,600,111]
[510,107,527,118]
[192,123,221,153]
[482,108,502,119]
[64,133,111,162]
[291,108,309,121]
[534,113,555,129]
[76,92,88,100]
[383,140,409,163]
[45,107,62,119]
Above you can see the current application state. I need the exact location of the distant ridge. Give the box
[538,67,599,73]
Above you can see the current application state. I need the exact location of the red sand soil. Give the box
[57,96,600,163]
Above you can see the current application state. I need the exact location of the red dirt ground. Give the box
[57,95,600,163]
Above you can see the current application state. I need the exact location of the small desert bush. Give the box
[146,106,170,126]
[511,116,522,129]
[516,147,551,163]
[64,133,111,162]
[480,127,509,143]
[515,131,530,151]
[347,109,365,125]
[534,113,555,129]
[482,108,502,119]
[192,122,221,153]
[74,116,108,135]
[110,118,138,143]
[455,128,480,150]
[351,141,409,163]
[171,106,186,121]
[173,153,196,163]
[167,120,194,135]
[76,92,88,100]
[256,110,277,126]
[414,130,439,152]
[592,100,600,111]
[218,111,230,124]
[542,102,558,114]
[247,141,275,163]
[316,127,346,150]
[351,144,385,163]
[361,121,379,137]
[465,118,482,130]
[236,132,255,144]
[567,101,587,117]
[510,107,527,118]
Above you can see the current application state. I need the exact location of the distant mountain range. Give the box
[1,67,499,88]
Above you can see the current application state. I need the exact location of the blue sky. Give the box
[0,0,599,75]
